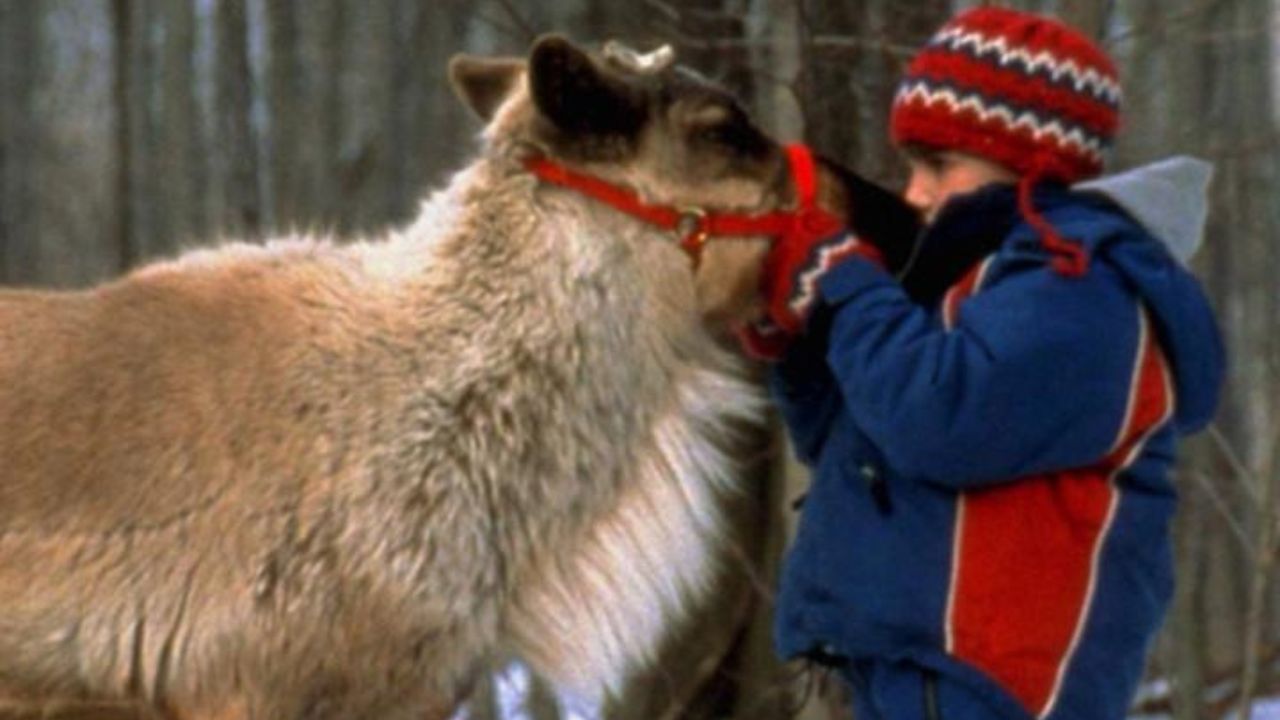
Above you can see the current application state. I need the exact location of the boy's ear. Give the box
[449,55,524,122]
[528,34,644,136]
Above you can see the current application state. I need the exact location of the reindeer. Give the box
[0,35,915,720]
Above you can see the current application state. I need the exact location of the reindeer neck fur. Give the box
[359,152,765,705]
[0,140,762,714]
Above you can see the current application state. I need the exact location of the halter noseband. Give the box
[522,144,843,267]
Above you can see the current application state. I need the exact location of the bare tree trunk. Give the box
[1228,0,1280,711]
[797,0,860,161]
[0,0,41,282]
[291,0,337,227]
[1240,437,1279,717]
[321,0,346,232]
[1053,0,1111,40]
[110,0,142,272]
[340,0,395,233]
[267,1,301,231]
[215,0,261,238]
[154,0,201,255]
[1109,2,1210,714]
[1169,467,1211,720]
[1212,0,1278,697]
[1161,0,1255,710]
[388,0,417,218]
[747,0,803,140]
[1109,0,1166,166]
[0,2,6,280]
[862,2,949,183]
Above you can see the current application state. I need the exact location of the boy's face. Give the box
[901,148,1018,225]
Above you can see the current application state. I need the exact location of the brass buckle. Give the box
[676,207,709,258]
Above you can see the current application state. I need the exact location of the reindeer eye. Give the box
[683,101,770,159]
[696,124,732,144]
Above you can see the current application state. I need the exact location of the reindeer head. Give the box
[450,36,808,329]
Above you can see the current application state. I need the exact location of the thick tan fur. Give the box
[0,38,826,719]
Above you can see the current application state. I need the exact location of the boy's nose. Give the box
[903,171,935,218]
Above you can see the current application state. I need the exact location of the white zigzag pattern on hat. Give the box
[895,81,1106,160]
[789,233,864,316]
[933,27,1122,105]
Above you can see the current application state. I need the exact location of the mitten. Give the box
[738,229,883,361]
[762,228,884,335]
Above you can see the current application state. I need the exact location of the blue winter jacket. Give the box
[771,161,1225,720]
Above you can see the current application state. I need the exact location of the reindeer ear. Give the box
[528,35,644,136]
[449,55,524,122]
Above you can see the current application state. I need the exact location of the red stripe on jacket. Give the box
[942,257,995,330]
[941,271,1175,717]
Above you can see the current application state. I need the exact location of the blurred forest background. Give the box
[0,0,1277,718]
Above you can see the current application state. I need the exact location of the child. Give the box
[745,7,1225,719]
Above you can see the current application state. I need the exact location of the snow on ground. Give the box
[1129,697,1280,719]
[1221,697,1280,720]
[456,666,1280,719]
[1132,676,1280,719]
[451,662,597,720]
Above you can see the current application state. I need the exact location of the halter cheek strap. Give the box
[522,143,845,266]
[779,143,844,245]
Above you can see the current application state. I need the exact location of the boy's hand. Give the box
[763,229,884,333]
[738,229,884,360]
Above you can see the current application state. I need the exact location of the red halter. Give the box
[522,144,844,267]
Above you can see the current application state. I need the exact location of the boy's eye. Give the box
[903,147,946,175]
[906,155,942,177]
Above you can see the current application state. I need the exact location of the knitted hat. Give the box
[890,9,1122,276]
[891,7,1121,183]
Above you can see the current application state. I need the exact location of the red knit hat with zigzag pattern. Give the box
[890,7,1121,184]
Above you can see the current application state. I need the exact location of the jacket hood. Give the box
[1075,156,1213,264]
[1042,160,1224,434]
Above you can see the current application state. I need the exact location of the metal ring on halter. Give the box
[675,207,710,267]
[676,206,708,241]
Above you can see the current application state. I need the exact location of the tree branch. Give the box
[1208,424,1264,507]
[488,0,539,44]
[1185,470,1256,556]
